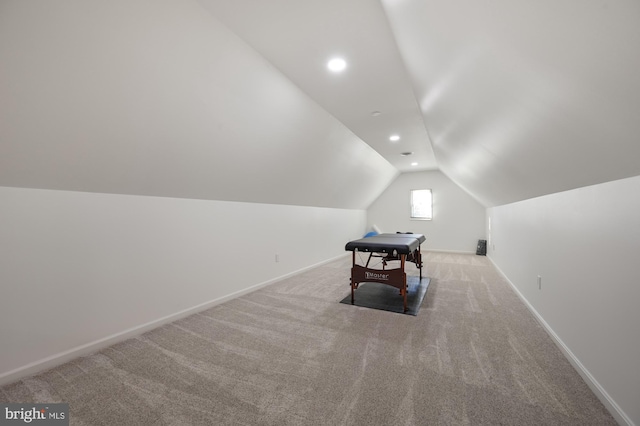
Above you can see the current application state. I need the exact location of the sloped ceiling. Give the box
[196,0,437,174]
[199,0,640,207]
[0,0,397,210]
[381,0,640,206]
[1,0,639,208]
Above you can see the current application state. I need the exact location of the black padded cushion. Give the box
[345,233,425,255]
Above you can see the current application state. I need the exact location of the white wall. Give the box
[487,175,640,426]
[367,170,486,252]
[0,186,364,383]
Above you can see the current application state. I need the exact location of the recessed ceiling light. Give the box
[401,152,413,156]
[411,162,418,166]
[327,57,347,72]
[389,134,400,142]
[371,111,381,117]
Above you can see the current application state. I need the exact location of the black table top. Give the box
[345,233,425,254]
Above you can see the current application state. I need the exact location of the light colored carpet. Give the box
[1,252,616,425]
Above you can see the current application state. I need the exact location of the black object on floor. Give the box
[476,239,487,255]
[339,276,430,316]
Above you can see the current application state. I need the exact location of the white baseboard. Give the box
[424,249,476,255]
[487,255,633,426]
[0,253,349,387]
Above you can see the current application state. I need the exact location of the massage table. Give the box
[345,233,425,313]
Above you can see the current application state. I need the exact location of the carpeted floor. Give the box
[0,253,616,425]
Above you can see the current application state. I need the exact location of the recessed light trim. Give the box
[327,57,347,72]
[411,162,418,166]
[400,152,413,156]
[389,134,400,142]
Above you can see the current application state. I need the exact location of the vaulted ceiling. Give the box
[383,0,640,206]
[1,0,639,208]
[199,0,640,207]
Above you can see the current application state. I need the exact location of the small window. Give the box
[410,189,432,220]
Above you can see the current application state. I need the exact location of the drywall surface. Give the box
[487,175,640,425]
[367,171,486,252]
[0,186,364,381]
[382,0,640,207]
[0,0,396,209]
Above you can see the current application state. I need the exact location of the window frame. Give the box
[410,189,433,220]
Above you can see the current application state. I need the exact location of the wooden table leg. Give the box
[351,251,355,304]
[401,254,407,312]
